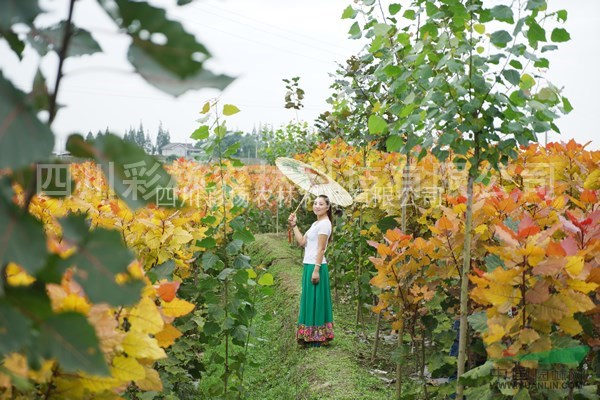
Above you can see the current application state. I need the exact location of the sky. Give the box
[1,0,598,151]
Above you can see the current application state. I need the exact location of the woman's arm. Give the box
[311,234,328,284]
[291,225,306,247]
[288,213,306,247]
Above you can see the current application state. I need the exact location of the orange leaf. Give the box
[532,258,564,276]
[580,189,597,204]
[494,224,519,247]
[155,324,183,348]
[546,241,566,257]
[436,216,454,233]
[157,282,180,302]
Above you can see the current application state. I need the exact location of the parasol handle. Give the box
[288,190,311,243]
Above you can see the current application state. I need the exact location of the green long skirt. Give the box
[296,263,334,344]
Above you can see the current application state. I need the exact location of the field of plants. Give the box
[1,0,599,399]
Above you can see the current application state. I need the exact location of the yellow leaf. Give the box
[516,244,545,267]
[161,298,195,317]
[111,356,145,381]
[6,263,35,286]
[78,374,119,393]
[57,294,91,315]
[530,295,568,322]
[484,324,505,344]
[391,320,403,331]
[567,279,598,293]
[246,269,257,279]
[474,224,487,235]
[128,297,164,334]
[564,256,584,278]
[518,328,540,345]
[558,316,583,335]
[171,227,193,245]
[121,332,167,360]
[155,324,183,348]
[453,203,467,214]
[135,366,163,391]
[583,169,600,190]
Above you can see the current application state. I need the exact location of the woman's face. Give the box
[313,197,329,217]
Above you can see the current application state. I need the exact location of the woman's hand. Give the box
[288,213,297,227]
[311,268,320,285]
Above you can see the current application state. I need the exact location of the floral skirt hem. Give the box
[296,322,334,343]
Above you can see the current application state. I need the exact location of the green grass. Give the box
[241,234,396,400]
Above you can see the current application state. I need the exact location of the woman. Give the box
[288,195,334,347]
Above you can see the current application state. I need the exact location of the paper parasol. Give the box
[275,157,353,209]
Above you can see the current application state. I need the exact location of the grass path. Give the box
[243,234,395,400]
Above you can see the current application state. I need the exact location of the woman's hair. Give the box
[318,195,334,243]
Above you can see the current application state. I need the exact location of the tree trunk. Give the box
[396,319,405,400]
[371,311,382,362]
[455,172,475,399]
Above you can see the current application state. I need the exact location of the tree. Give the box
[341,0,571,398]
[85,131,94,142]
[156,122,171,155]
[0,0,234,394]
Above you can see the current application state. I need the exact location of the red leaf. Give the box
[517,214,540,239]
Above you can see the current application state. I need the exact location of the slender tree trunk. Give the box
[455,172,475,399]
[371,311,382,362]
[396,319,405,399]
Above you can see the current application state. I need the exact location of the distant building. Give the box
[161,143,201,158]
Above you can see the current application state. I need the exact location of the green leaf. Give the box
[0,29,25,59]
[490,5,514,23]
[519,73,535,90]
[527,21,546,48]
[197,237,217,249]
[232,228,255,244]
[0,0,41,30]
[127,43,233,97]
[368,114,387,134]
[191,125,210,140]
[202,252,220,270]
[516,345,589,366]
[550,28,570,42]
[341,5,356,19]
[348,22,361,39]
[468,312,488,333]
[473,24,485,34]
[258,272,274,287]
[484,254,505,272]
[562,96,573,113]
[373,23,391,37]
[388,4,401,15]
[386,135,403,152]
[0,72,54,170]
[38,312,109,375]
[526,0,546,11]
[509,60,523,69]
[226,239,243,255]
[148,260,175,283]
[66,133,178,210]
[223,104,240,116]
[490,30,512,48]
[502,69,521,86]
[0,301,32,354]
[459,361,494,385]
[27,22,101,57]
[0,195,48,275]
[556,10,568,23]
[403,10,416,20]
[59,215,143,306]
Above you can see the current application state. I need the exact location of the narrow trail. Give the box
[243,234,395,400]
